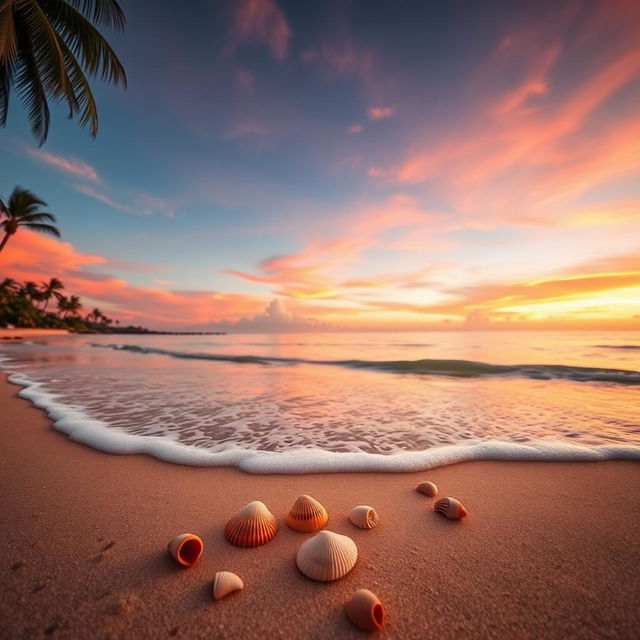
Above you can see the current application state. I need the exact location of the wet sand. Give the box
[0,372,639,639]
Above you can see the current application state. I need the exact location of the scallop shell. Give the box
[349,505,379,530]
[212,571,244,600]
[345,589,386,632]
[434,497,468,520]
[416,481,438,497]
[167,533,203,567]
[296,530,358,581]
[225,500,278,547]
[286,494,329,532]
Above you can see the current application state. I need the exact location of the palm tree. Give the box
[40,277,64,311]
[20,280,42,303]
[66,294,81,317]
[0,186,60,255]
[0,0,127,145]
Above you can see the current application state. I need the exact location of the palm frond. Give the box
[13,15,52,144]
[0,0,19,64]
[22,222,61,237]
[50,1,127,87]
[67,0,126,32]
[20,211,57,224]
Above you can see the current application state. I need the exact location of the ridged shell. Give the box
[225,501,278,547]
[434,497,468,520]
[296,530,357,582]
[345,589,386,632]
[286,494,329,532]
[416,481,438,497]
[349,505,379,530]
[167,533,203,567]
[212,571,244,600]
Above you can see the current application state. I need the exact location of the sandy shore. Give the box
[0,373,639,639]
[0,328,70,341]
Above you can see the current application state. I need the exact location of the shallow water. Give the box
[1,331,639,472]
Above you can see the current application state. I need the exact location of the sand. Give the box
[0,372,639,639]
[0,329,70,341]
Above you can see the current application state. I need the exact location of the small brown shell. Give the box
[167,533,203,567]
[416,481,438,497]
[296,530,357,582]
[286,494,329,532]
[434,497,468,520]
[225,500,278,547]
[349,505,379,530]
[345,589,385,632]
[212,571,244,600]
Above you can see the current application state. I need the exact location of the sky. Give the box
[1,0,639,331]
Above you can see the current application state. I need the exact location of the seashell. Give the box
[286,494,329,532]
[434,497,468,520]
[345,589,386,632]
[212,571,244,600]
[416,481,438,497]
[296,530,357,581]
[167,533,203,567]
[349,505,379,530]
[225,500,278,547]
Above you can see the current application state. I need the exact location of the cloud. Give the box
[347,124,364,134]
[235,68,255,93]
[226,119,269,138]
[1,230,267,329]
[301,46,374,79]
[74,184,175,218]
[202,299,329,332]
[367,106,395,120]
[27,148,99,182]
[231,0,291,60]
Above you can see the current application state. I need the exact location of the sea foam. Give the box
[5,368,640,474]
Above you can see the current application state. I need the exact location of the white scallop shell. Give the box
[296,530,358,581]
[416,481,438,497]
[345,589,386,632]
[286,494,329,532]
[434,496,468,520]
[349,505,379,530]
[212,571,244,600]
[225,500,278,547]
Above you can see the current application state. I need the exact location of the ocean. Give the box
[1,331,639,473]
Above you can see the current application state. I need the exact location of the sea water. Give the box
[1,331,639,472]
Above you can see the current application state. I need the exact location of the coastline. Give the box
[0,328,70,340]
[1,373,639,639]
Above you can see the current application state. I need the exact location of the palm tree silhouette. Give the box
[0,0,127,144]
[40,277,64,311]
[0,187,60,255]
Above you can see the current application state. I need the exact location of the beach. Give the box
[1,372,639,639]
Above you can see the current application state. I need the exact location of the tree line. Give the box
[0,277,118,331]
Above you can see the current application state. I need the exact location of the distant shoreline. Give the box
[0,328,226,339]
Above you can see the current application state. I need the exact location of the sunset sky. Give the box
[1,0,639,330]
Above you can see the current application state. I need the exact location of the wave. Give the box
[5,369,640,473]
[92,343,640,385]
[593,344,640,350]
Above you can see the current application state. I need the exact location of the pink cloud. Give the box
[368,106,395,120]
[231,0,291,60]
[226,119,269,138]
[235,68,255,93]
[74,184,174,218]
[1,231,267,329]
[301,46,374,79]
[27,148,99,182]
[347,124,364,134]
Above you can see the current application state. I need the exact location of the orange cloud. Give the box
[231,0,291,60]
[368,106,394,120]
[0,231,267,329]
[27,148,99,182]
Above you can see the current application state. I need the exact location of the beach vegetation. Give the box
[0,186,60,255]
[0,0,127,145]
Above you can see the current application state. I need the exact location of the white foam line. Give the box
[3,364,640,474]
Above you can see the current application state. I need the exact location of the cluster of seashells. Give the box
[167,494,385,632]
[416,480,469,520]
[166,487,468,632]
